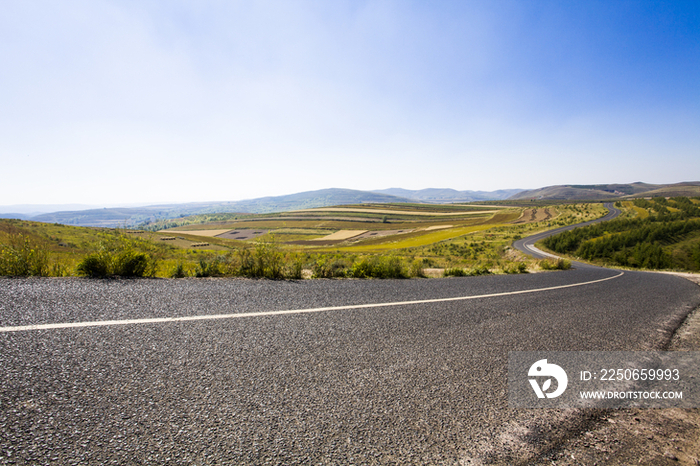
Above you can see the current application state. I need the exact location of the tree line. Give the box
[543,197,700,270]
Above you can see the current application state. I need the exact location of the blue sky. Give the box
[1,1,698,206]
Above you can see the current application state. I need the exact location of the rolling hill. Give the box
[14,189,414,227]
[508,182,700,201]
[372,188,523,202]
[5,182,698,228]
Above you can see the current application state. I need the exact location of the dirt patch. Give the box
[352,229,415,240]
[215,229,268,241]
[311,230,367,241]
[504,246,531,263]
[513,209,552,224]
[513,209,534,224]
[532,408,700,466]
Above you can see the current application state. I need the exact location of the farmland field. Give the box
[1,202,611,278]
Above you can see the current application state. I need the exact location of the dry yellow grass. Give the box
[327,224,499,252]
[623,201,649,219]
[311,230,367,241]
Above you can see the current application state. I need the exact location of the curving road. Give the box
[513,201,621,261]
[1,204,699,465]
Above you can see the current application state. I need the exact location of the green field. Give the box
[1,202,610,278]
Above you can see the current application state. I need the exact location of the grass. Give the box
[624,201,650,219]
[538,258,572,270]
[0,201,613,278]
[443,265,492,277]
[0,232,50,276]
[330,224,500,252]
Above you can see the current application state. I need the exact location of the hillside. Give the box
[509,182,700,201]
[542,197,700,271]
[18,189,414,227]
[372,188,523,202]
[7,183,699,228]
[2,200,606,278]
[224,188,414,213]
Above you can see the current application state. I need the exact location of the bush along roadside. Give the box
[76,236,158,278]
[310,254,425,279]
[443,265,492,277]
[172,238,305,280]
[0,233,50,276]
[538,258,572,271]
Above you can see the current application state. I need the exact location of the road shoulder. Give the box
[532,272,700,466]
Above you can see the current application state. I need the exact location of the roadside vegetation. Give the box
[542,197,700,271]
[0,202,607,279]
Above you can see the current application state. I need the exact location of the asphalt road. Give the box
[1,209,699,464]
[512,202,621,260]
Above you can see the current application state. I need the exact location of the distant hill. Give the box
[373,188,524,202]
[0,203,98,216]
[225,188,414,213]
[8,183,699,228]
[508,182,700,201]
[17,188,414,227]
[11,187,520,227]
[0,213,34,220]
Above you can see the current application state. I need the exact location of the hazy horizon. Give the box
[0,185,525,214]
[2,2,698,205]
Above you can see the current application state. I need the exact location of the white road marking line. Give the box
[0,272,624,332]
[526,243,560,259]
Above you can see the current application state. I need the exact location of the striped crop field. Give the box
[326,225,501,252]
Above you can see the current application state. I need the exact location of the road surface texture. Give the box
[1,207,700,464]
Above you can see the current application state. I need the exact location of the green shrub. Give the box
[286,253,304,279]
[115,250,151,277]
[469,265,492,276]
[312,255,349,278]
[409,259,425,278]
[348,255,406,279]
[50,262,70,277]
[191,240,300,279]
[443,267,467,277]
[170,262,189,278]
[237,249,255,276]
[539,258,571,270]
[195,256,226,277]
[253,239,284,279]
[0,234,49,276]
[77,236,157,278]
[504,262,528,274]
[77,253,111,278]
